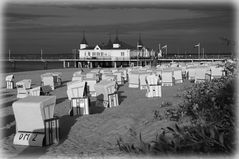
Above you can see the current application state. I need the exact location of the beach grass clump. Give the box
[116,61,237,155]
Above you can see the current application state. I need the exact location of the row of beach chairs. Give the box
[4,61,226,147]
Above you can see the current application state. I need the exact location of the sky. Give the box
[2,0,235,55]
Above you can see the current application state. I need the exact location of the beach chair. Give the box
[100,69,112,74]
[113,71,124,85]
[210,66,224,79]
[40,85,52,96]
[139,72,150,90]
[72,75,84,82]
[67,81,89,116]
[118,69,127,82]
[195,67,210,83]
[101,73,117,82]
[83,78,97,97]
[146,74,162,97]
[173,68,183,84]
[161,70,173,86]
[41,74,57,90]
[90,69,101,81]
[12,96,59,146]
[16,79,32,98]
[73,71,83,77]
[51,72,62,87]
[128,72,139,88]
[111,68,118,73]
[29,86,41,96]
[94,80,118,108]
[5,74,14,89]
[86,72,100,82]
[186,67,197,81]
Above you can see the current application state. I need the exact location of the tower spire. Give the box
[114,30,120,44]
[137,33,143,49]
[81,31,88,44]
[80,31,88,49]
[107,32,113,48]
[113,30,120,48]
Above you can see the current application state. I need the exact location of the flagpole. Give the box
[41,49,43,60]
[137,42,139,66]
[166,46,167,58]
[198,43,200,58]
[8,49,11,61]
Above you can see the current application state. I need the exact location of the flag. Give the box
[194,43,200,47]
[162,45,167,49]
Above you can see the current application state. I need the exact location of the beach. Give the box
[1,67,193,158]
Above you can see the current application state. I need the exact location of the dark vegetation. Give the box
[116,61,237,155]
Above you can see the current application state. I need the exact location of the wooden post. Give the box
[63,61,66,68]
[11,61,16,71]
[43,61,48,70]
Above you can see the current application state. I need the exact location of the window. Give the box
[88,52,90,56]
[101,52,103,56]
[121,52,125,56]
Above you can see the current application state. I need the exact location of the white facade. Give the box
[79,45,130,60]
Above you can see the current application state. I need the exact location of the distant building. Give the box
[78,32,155,60]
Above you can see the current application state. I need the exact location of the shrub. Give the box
[117,62,237,155]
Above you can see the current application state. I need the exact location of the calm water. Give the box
[2,61,67,73]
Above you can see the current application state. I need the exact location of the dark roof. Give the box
[105,38,113,49]
[113,36,120,44]
[80,40,135,50]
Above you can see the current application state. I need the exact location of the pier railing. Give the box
[3,53,232,61]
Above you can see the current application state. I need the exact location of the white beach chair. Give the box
[41,73,58,90]
[111,68,118,73]
[41,75,56,90]
[12,96,59,146]
[16,79,32,98]
[146,74,162,97]
[94,80,118,108]
[186,67,197,81]
[113,71,124,85]
[73,71,83,77]
[173,68,183,84]
[5,74,14,89]
[128,72,139,88]
[67,81,89,116]
[86,72,100,82]
[139,72,150,90]
[83,78,97,97]
[195,66,210,83]
[100,69,112,74]
[210,66,224,79]
[161,70,173,86]
[101,73,117,81]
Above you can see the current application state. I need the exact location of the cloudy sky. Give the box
[3,0,235,55]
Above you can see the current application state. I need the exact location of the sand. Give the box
[0,68,193,158]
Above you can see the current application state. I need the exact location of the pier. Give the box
[1,54,231,70]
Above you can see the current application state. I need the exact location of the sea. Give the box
[2,61,66,73]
